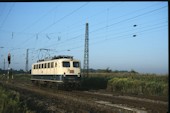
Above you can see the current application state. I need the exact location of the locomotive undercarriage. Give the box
[31,75,81,90]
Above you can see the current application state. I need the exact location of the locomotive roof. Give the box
[37,55,74,62]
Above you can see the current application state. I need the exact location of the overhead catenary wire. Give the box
[59,2,124,32]
[91,21,168,40]
[58,22,168,52]
[0,3,15,30]
[87,2,163,29]
[1,15,166,40]
[36,22,166,52]
[7,3,168,53]
[89,5,167,35]
[9,3,166,48]
[56,24,167,54]
[39,2,123,39]
[8,3,62,49]
[40,2,160,42]
[38,2,89,34]
[15,2,89,49]
[40,5,167,49]
[19,3,61,33]
[29,20,168,55]
[50,1,161,38]
[0,2,167,66]
[0,3,7,18]
[92,23,168,42]
[67,21,168,47]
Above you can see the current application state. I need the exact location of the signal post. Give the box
[7,52,13,82]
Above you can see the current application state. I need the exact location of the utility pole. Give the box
[83,23,89,77]
[25,49,29,72]
[7,53,11,80]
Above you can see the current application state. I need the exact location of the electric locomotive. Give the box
[31,55,81,87]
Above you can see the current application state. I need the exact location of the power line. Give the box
[90,2,163,28]
[9,3,62,49]
[10,24,167,68]
[59,2,160,37]
[42,5,167,50]
[41,2,159,41]
[6,3,167,55]
[15,2,89,50]
[91,21,168,40]
[14,3,166,49]
[60,2,123,32]
[0,3,7,19]
[64,4,168,40]
[0,3,15,30]
[20,3,61,33]
[53,2,161,37]
[42,19,167,51]
[56,24,167,53]
[89,5,167,35]
[7,3,167,57]
[12,2,117,37]
[38,2,89,33]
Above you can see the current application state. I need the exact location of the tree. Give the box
[106,67,112,73]
[130,69,138,74]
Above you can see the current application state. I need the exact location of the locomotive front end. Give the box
[61,60,81,83]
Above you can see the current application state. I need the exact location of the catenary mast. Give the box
[83,23,89,77]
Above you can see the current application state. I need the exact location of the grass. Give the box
[0,85,34,113]
[1,72,168,97]
[88,72,168,96]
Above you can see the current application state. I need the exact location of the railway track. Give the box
[0,80,168,113]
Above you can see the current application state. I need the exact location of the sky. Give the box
[0,2,168,74]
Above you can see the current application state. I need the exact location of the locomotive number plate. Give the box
[70,70,74,73]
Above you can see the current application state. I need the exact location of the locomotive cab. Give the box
[61,59,81,83]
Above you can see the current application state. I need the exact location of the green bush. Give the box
[107,75,168,96]
[0,86,20,113]
[81,77,109,90]
[0,86,33,113]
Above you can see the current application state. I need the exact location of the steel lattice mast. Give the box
[83,23,89,77]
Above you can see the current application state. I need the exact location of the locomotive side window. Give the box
[73,62,79,68]
[63,61,70,67]
[45,63,47,68]
[48,63,50,68]
[55,63,57,67]
[39,64,41,69]
[51,62,54,68]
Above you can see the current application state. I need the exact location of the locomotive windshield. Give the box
[73,62,79,68]
[63,61,70,67]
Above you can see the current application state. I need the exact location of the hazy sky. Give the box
[0,2,168,74]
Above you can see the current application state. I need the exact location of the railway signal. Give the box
[8,53,11,64]
[7,52,12,80]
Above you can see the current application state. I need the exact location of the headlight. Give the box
[78,74,81,77]
[63,72,66,77]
